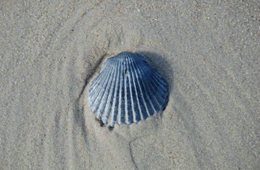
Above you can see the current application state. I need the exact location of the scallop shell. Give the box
[88,52,169,127]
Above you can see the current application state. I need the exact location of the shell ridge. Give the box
[102,61,120,124]
[137,62,161,115]
[88,67,110,102]
[124,58,128,124]
[141,63,168,110]
[150,69,168,93]
[125,57,133,124]
[89,65,111,104]
[95,68,114,117]
[91,65,114,113]
[131,58,150,120]
[128,56,141,123]
[130,57,147,120]
[110,60,121,127]
[145,66,169,109]
[141,66,166,109]
[152,75,169,105]
[89,64,111,94]
[89,67,112,109]
[152,71,168,92]
[118,60,125,125]
[150,71,169,104]
[135,53,168,112]
[97,62,117,119]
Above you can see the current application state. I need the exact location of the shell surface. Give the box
[88,52,169,127]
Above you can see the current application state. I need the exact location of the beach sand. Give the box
[1,0,259,169]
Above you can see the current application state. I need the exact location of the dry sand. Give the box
[1,0,260,169]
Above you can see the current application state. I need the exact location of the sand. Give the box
[1,0,260,169]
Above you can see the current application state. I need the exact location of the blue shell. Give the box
[88,52,169,127]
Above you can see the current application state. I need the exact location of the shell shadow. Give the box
[138,51,174,94]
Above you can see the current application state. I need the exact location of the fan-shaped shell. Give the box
[88,52,169,127]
